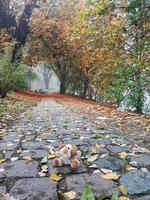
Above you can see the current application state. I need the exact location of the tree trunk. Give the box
[0,90,7,98]
[12,0,38,62]
[82,79,89,97]
[136,90,143,113]
[60,81,67,94]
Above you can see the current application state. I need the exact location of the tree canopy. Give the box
[0,0,150,113]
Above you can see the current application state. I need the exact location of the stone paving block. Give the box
[22,141,47,150]
[1,160,39,178]
[0,186,7,193]
[10,178,58,200]
[95,155,126,171]
[120,170,150,195]
[65,173,117,199]
[127,154,150,169]
[20,149,48,159]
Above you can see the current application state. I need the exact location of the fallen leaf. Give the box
[22,156,32,161]
[87,154,98,162]
[48,154,56,159]
[93,169,101,174]
[100,154,107,158]
[119,152,128,159]
[41,156,48,164]
[82,159,91,166]
[41,133,49,136]
[81,146,89,155]
[101,168,113,174]
[125,164,136,171]
[101,172,119,180]
[0,159,5,164]
[141,167,148,172]
[118,197,131,200]
[91,147,97,155]
[89,164,98,168]
[11,157,19,162]
[96,144,105,148]
[80,185,95,200]
[64,191,76,200]
[111,189,119,200]
[50,171,62,181]
[119,185,128,195]
[0,168,5,173]
[129,161,137,166]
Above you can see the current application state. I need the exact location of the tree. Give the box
[69,0,126,96]
[41,62,53,90]
[26,0,88,95]
[0,52,30,98]
[109,0,150,113]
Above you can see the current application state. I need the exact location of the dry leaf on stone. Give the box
[96,144,105,148]
[48,154,56,159]
[101,168,113,174]
[118,197,131,200]
[141,167,148,172]
[129,161,138,167]
[11,157,19,162]
[41,156,48,164]
[0,159,6,164]
[64,191,76,200]
[101,172,119,180]
[89,164,98,168]
[0,168,5,173]
[119,152,128,159]
[22,156,32,161]
[50,171,62,181]
[87,154,98,162]
[125,165,136,171]
[93,169,101,174]
[119,185,128,195]
[100,154,107,158]
[91,147,97,155]
[41,133,49,136]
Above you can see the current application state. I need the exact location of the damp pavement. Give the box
[0,100,150,200]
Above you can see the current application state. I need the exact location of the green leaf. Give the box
[111,190,119,200]
[80,185,95,200]
[81,145,89,155]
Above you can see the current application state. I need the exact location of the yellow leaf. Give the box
[96,144,105,148]
[119,185,128,195]
[50,171,62,181]
[119,152,128,159]
[48,154,56,159]
[101,172,119,180]
[118,197,131,200]
[91,147,97,155]
[125,165,135,171]
[0,159,5,164]
[41,133,49,136]
[22,156,32,161]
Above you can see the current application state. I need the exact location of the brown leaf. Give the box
[22,156,32,161]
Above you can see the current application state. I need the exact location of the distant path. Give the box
[0,98,150,200]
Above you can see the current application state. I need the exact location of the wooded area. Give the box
[0,0,150,113]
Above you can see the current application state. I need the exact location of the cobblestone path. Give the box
[0,100,150,200]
